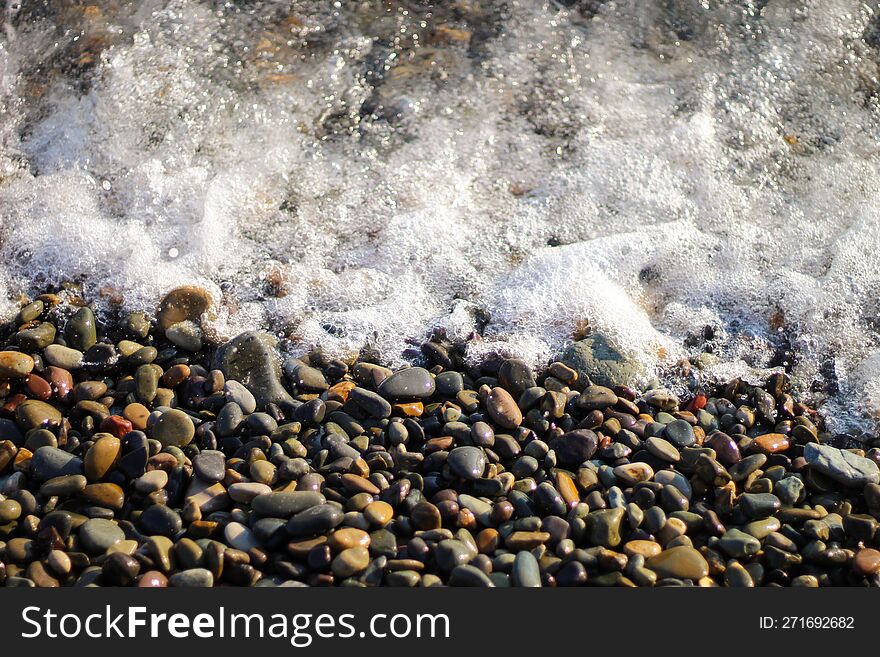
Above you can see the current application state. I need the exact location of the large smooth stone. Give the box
[0,351,34,379]
[252,491,325,518]
[560,334,640,388]
[43,344,84,370]
[497,359,536,398]
[349,387,392,418]
[804,443,880,487]
[549,429,598,467]
[152,409,195,447]
[193,450,226,483]
[486,387,522,429]
[31,446,83,481]
[511,550,542,587]
[286,504,344,537]
[585,508,625,548]
[283,360,329,392]
[447,447,487,481]
[224,521,261,552]
[663,420,695,448]
[213,331,293,410]
[78,518,125,554]
[646,546,709,580]
[377,367,435,399]
[65,306,97,351]
[157,286,213,331]
[15,400,63,431]
[84,435,120,481]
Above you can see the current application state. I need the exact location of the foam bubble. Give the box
[0,1,879,430]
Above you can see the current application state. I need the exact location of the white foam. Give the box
[0,1,879,430]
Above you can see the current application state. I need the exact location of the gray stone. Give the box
[560,334,640,388]
[511,550,542,587]
[447,447,487,481]
[378,367,436,399]
[30,446,83,482]
[213,331,293,410]
[804,443,880,487]
[78,518,125,554]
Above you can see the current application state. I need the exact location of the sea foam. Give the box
[1,1,880,432]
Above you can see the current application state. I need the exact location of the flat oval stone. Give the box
[66,306,97,351]
[0,499,22,522]
[139,504,183,537]
[752,433,790,455]
[216,402,244,437]
[705,432,741,465]
[331,546,370,578]
[283,360,329,392]
[169,568,214,587]
[252,491,326,518]
[40,474,87,497]
[31,446,83,481]
[328,527,371,551]
[81,482,125,510]
[84,435,120,481]
[447,446,487,481]
[224,380,257,414]
[0,351,34,379]
[511,550,542,587]
[486,387,522,429]
[853,548,880,576]
[224,521,261,552]
[645,436,680,463]
[286,504,344,537]
[43,344,84,370]
[497,359,536,398]
[152,409,195,447]
[166,321,202,352]
[79,518,125,554]
[646,546,709,580]
[16,400,63,431]
[228,482,272,504]
[349,387,392,419]
[613,462,654,486]
[157,285,213,331]
[364,500,394,526]
[193,450,226,483]
[663,420,695,448]
[435,539,475,572]
[804,443,880,487]
[577,385,618,411]
[624,539,662,558]
[718,528,761,559]
[134,470,168,494]
[378,367,435,399]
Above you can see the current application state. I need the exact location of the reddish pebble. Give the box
[687,393,707,413]
[751,433,790,455]
[24,375,52,401]
[100,415,133,438]
[853,548,880,576]
[137,570,168,587]
[47,366,73,400]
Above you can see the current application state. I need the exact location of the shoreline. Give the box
[0,287,877,587]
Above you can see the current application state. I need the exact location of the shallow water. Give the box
[1,1,880,432]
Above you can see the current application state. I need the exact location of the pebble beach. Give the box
[1,287,879,588]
